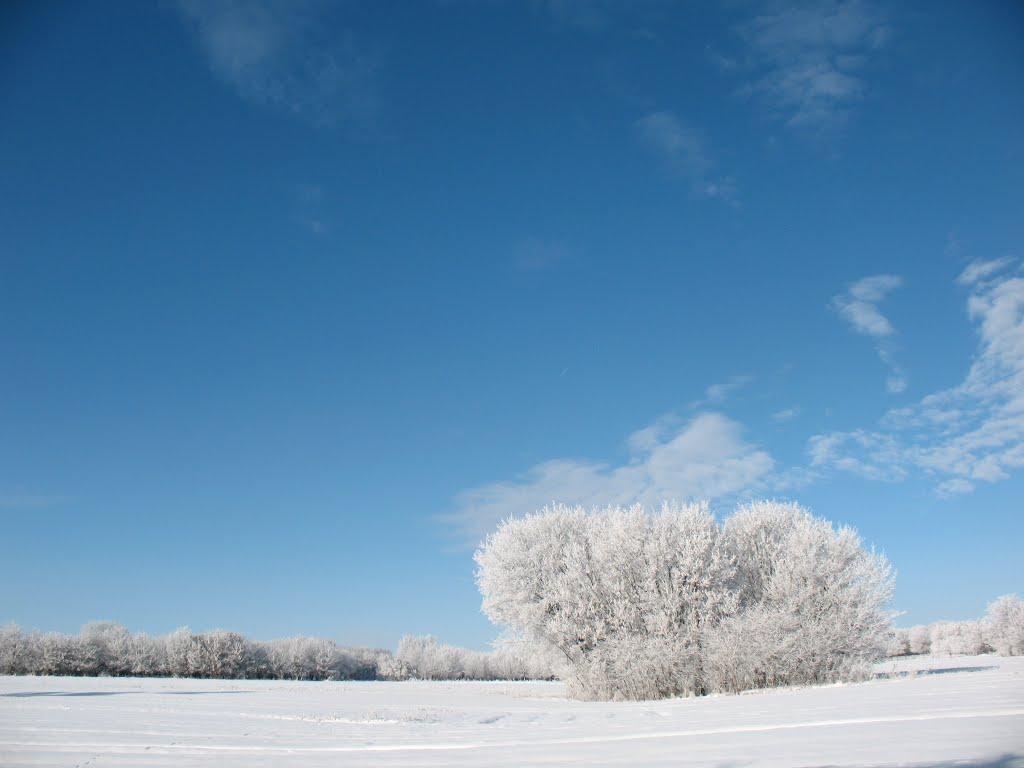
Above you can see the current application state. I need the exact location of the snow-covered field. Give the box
[1,655,1021,767]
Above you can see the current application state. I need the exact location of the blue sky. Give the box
[2,1,1022,650]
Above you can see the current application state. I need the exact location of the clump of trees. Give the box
[0,623,382,680]
[985,594,1024,656]
[475,500,895,701]
[888,594,1024,658]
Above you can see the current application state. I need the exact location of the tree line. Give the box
[887,594,1024,658]
[0,624,384,680]
[0,623,556,681]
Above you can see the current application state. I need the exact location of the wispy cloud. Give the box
[956,257,1015,287]
[831,274,906,393]
[442,411,776,545]
[634,112,738,203]
[178,0,378,126]
[737,0,890,131]
[771,407,800,423]
[832,274,901,337]
[689,374,754,409]
[811,258,1024,496]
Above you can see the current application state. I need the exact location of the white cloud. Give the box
[702,374,754,404]
[832,274,906,392]
[832,274,901,337]
[738,0,889,130]
[443,412,776,545]
[936,478,974,496]
[178,0,377,126]
[771,407,800,422]
[957,257,1015,287]
[811,259,1024,496]
[634,112,738,203]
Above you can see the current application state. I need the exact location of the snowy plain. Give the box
[1,654,1021,767]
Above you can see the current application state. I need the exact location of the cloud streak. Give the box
[634,112,738,203]
[443,412,776,545]
[689,374,754,409]
[737,0,889,131]
[832,274,906,393]
[771,407,800,423]
[811,259,1024,495]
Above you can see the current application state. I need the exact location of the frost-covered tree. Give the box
[476,502,737,699]
[375,650,410,680]
[985,594,1024,656]
[705,502,894,693]
[186,631,247,678]
[126,632,165,676]
[476,500,894,700]
[164,627,194,677]
[887,627,912,657]
[0,624,29,674]
[81,621,132,676]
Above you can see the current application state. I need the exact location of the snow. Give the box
[1,655,1021,767]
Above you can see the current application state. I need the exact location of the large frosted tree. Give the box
[476,500,894,700]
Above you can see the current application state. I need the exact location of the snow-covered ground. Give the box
[1,655,1021,767]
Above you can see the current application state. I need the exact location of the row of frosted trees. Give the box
[0,623,383,680]
[379,634,556,681]
[0,623,554,682]
[476,500,896,700]
[888,594,1024,658]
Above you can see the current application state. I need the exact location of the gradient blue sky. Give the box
[2,1,1022,650]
